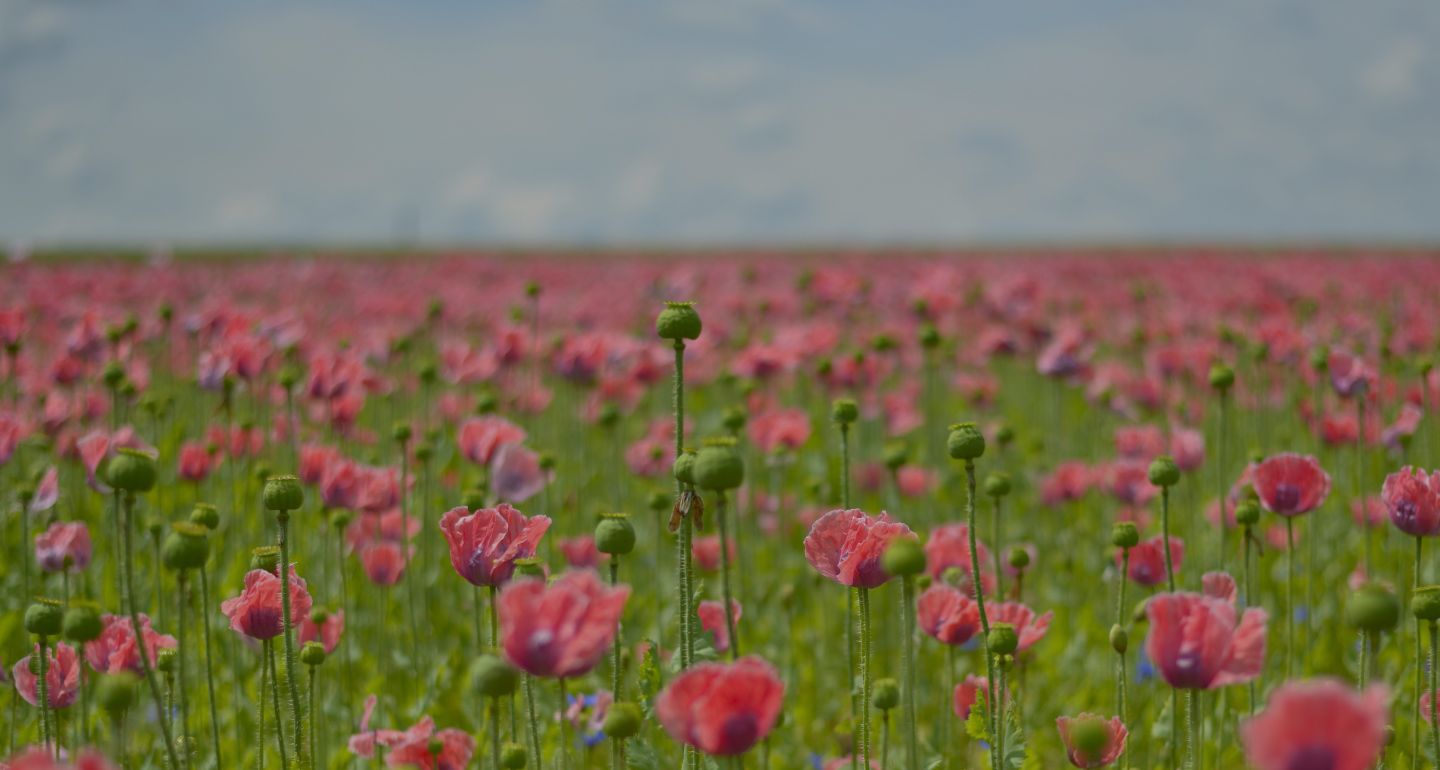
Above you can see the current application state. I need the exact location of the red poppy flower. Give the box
[1119,536,1184,587]
[34,521,91,573]
[655,656,784,756]
[698,599,742,654]
[916,584,981,646]
[1241,679,1387,770]
[1144,583,1266,690]
[498,570,629,679]
[1381,466,1440,536]
[1056,714,1127,768]
[220,567,314,641]
[457,416,526,467]
[12,641,80,708]
[1251,453,1330,516]
[439,503,551,587]
[84,613,177,674]
[803,509,915,589]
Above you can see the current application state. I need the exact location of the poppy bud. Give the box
[1346,582,1400,633]
[108,448,158,493]
[988,623,1019,655]
[1109,624,1128,654]
[415,444,434,463]
[831,398,859,426]
[279,366,300,390]
[263,475,305,513]
[597,404,620,430]
[300,641,326,667]
[538,453,557,472]
[190,503,220,530]
[602,701,643,739]
[947,423,985,461]
[1147,455,1180,487]
[919,325,941,349]
[102,361,126,389]
[672,449,697,486]
[162,522,210,571]
[1111,522,1140,549]
[63,602,104,643]
[1007,546,1030,571]
[157,648,178,673]
[647,491,670,512]
[251,545,281,573]
[882,442,908,471]
[871,678,900,711]
[1131,599,1149,624]
[474,654,520,697]
[693,438,744,491]
[1309,346,1329,373]
[513,558,545,580]
[476,393,499,415]
[595,513,636,556]
[915,574,933,591]
[393,422,412,443]
[331,510,354,529]
[721,406,747,434]
[983,472,1012,498]
[96,672,139,716]
[655,301,702,341]
[25,599,63,636]
[994,423,1015,448]
[1234,500,1261,527]
[1208,364,1235,392]
[881,538,925,577]
[1413,586,1440,622]
[500,743,527,769]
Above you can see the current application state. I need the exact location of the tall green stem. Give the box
[200,564,224,770]
[900,576,919,770]
[1160,486,1175,592]
[609,556,624,770]
[523,675,543,770]
[1117,548,1130,770]
[1286,517,1295,679]
[1430,620,1438,770]
[36,635,50,756]
[277,512,305,767]
[857,587,872,770]
[266,641,290,770]
[121,493,181,770]
[716,491,740,658]
[1418,536,1425,766]
[964,460,999,770]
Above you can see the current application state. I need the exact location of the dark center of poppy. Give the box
[1272,483,1300,512]
[1286,745,1336,770]
[717,713,759,754]
[1396,499,1419,529]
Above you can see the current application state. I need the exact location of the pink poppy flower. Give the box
[497,570,629,679]
[698,599,742,653]
[987,602,1052,652]
[457,416,526,467]
[1118,536,1184,587]
[3,747,117,770]
[84,614,177,674]
[220,568,314,641]
[360,542,408,586]
[1056,714,1128,768]
[299,444,340,486]
[385,716,476,770]
[1105,460,1157,507]
[439,503,551,587]
[1327,350,1375,398]
[1114,425,1164,460]
[34,521,91,573]
[1241,679,1387,770]
[298,609,344,654]
[559,536,601,569]
[348,694,404,758]
[490,443,549,503]
[29,466,58,513]
[692,536,736,573]
[804,509,916,589]
[916,584,981,646]
[952,675,990,720]
[1351,496,1386,529]
[655,656,784,756]
[1144,586,1267,690]
[748,409,811,454]
[1169,426,1205,472]
[895,466,936,498]
[177,441,216,482]
[1251,453,1330,516]
[923,523,996,597]
[1381,466,1440,536]
[12,641,80,708]
[1041,461,1093,506]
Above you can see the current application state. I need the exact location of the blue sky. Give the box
[1,0,1437,244]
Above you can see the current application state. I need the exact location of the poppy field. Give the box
[4,247,1440,770]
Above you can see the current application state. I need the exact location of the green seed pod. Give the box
[946,423,985,461]
[474,654,521,698]
[300,641,326,667]
[1347,582,1401,633]
[162,522,210,571]
[721,406,747,434]
[1147,455,1181,487]
[871,678,900,711]
[693,438,744,491]
[918,325,941,350]
[988,623,1019,655]
[25,599,64,636]
[1309,345,1329,373]
[500,743,527,769]
[189,503,221,530]
[251,545,281,573]
[63,602,104,643]
[1111,522,1140,549]
[983,472,1012,498]
[1208,364,1235,392]
[1109,624,1129,654]
[647,491,670,512]
[602,701,644,739]
[96,672,140,716]
[655,301,702,341]
[672,449,697,486]
[1007,546,1030,571]
[993,423,1015,448]
[1131,599,1150,625]
[595,513,636,556]
[262,475,305,512]
[881,538,925,577]
[415,444,434,463]
[156,648,178,673]
[1413,586,1440,622]
[882,442,908,472]
[102,361,126,389]
[393,422,413,443]
[1234,500,1261,527]
[831,398,859,426]
[108,448,158,493]
[597,404,621,430]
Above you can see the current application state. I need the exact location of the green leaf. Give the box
[965,691,991,743]
[638,640,662,697]
[626,739,660,770]
[1002,704,1027,770]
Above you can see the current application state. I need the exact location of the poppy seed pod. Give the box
[693,439,744,491]
[1347,583,1400,633]
[655,301,702,341]
[190,503,220,530]
[96,672,139,716]
[102,361,126,389]
[300,641,326,666]
[672,449,697,486]
[262,475,305,513]
[871,678,900,711]
[63,603,104,643]
[947,423,985,461]
[1109,624,1128,654]
[538,453,557,472]
[1309,345,1329,373]
[393,422,412,443]
[1208,364,1235,392]
[595,513,636,555]
[721,406,747,434]
[473,653,521,697]
[500,743,527,769]
[881,538,925,577]
[415,444,434,463]
[251,545,281,573]
[162,522,210,571]
[831,398,859,425]
[1147,455,1181,487]
[597,404,621,430]
[1413,586,1440,622]
[25,599,64,636]
[108,448,158,493]
[988,623,1019,655]
[1007,546,1030,571]
[603,701,644,739]
[647,491,670,512]
[983,472,1012,498]
[918,325,941,349]
[994,423,1015,448]
[1234,500,1261,527]
[882,442,908,471]
[156,648,178,673]
[1111,522,1140,549]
